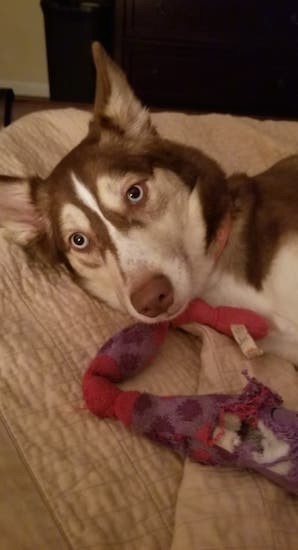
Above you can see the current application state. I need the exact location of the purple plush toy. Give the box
[83,321,298,496]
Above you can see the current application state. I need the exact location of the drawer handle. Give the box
[155,0,167,17]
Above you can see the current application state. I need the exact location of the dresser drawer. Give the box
[123,42,298,116]
[121,0,297,43]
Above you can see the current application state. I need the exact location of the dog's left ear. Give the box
[90,42,156,140]
[0,176,45,245]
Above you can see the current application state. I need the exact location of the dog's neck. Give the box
[213,212,232,261]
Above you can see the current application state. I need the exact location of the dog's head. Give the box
[0,44,229,322]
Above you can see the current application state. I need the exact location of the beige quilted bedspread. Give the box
[0,109,298,550]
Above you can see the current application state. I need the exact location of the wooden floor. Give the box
[0,96,92,128]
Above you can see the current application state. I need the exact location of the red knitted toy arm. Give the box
[82,322,170,422]
[83,356,141,423]
[172,298,268,339]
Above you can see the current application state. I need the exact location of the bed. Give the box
[0,108,297,549]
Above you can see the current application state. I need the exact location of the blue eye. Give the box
[126,184,144,203]
[70,233,89,250]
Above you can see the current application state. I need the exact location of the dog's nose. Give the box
[130,274,174,318]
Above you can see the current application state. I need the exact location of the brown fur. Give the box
[226,155,298,288]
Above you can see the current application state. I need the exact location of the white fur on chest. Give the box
[201,241,298,364]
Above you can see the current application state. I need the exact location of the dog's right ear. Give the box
[0,175,45,245]
[90,42,155,140]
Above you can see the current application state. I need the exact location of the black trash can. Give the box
[41,0,114,102]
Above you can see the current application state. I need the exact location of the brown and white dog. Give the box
[1,43,298,364]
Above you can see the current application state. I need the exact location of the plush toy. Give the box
[83,299,298,495]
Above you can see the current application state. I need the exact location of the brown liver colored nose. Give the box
[130,274,174,317]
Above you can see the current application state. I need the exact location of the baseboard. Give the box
[0,79,49,98]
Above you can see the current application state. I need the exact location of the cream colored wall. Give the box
[0,0,49,96]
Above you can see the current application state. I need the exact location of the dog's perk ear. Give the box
[90,42,155,139]
[0,175,45,245]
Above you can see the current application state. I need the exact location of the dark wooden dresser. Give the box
[114,0,298,117]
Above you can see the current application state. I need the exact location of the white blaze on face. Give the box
[72,172,111,225]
